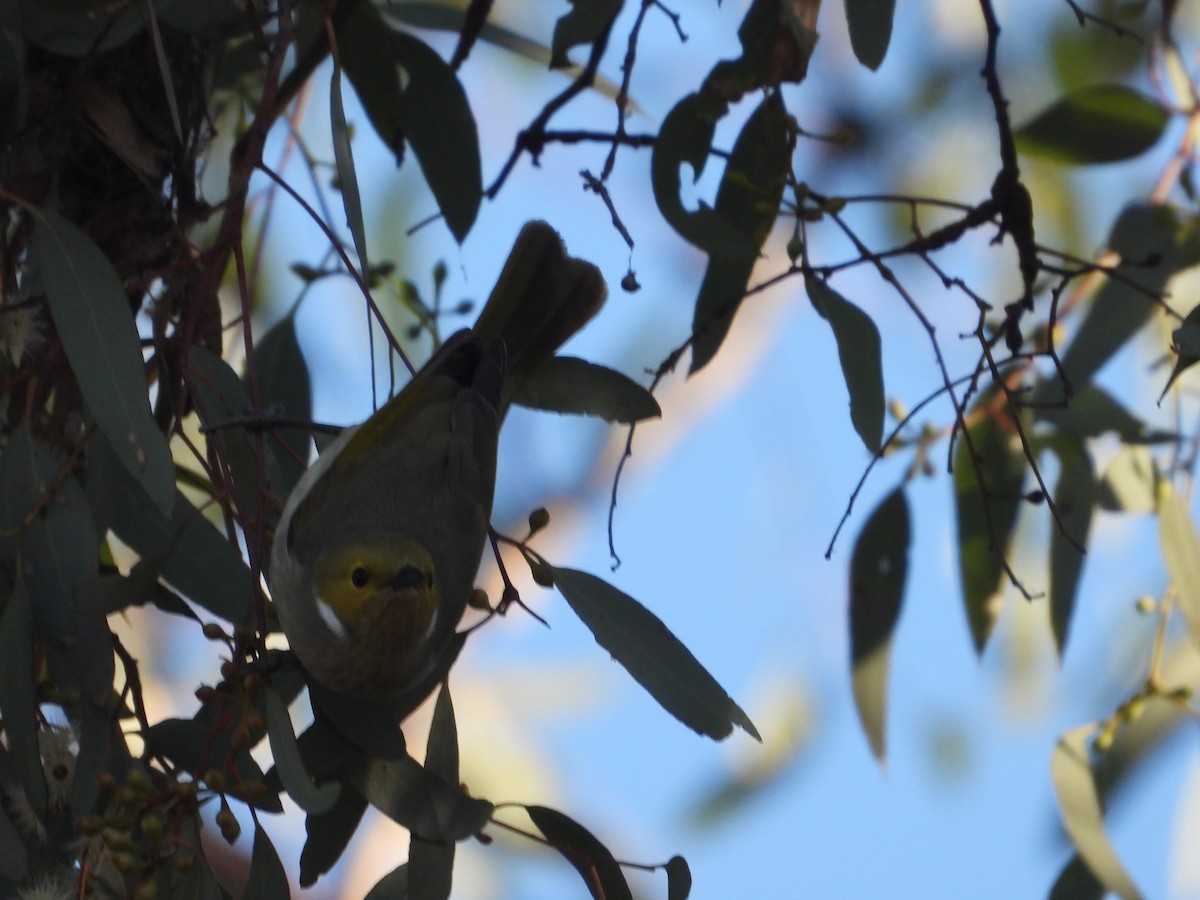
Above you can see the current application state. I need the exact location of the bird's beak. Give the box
[385,565,427,591]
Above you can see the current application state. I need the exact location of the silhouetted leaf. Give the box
[409,839,454,900]
[690,94,790,372]
[0,801,26,881]
[31,209,174,512]
[1097,445,1156,513]
[1046,438,1095,657]
[341,5,481,241]
[1035,386,1172,443]
[1016,84,1168,164]
[552,567,759,741]
[849,487,910,762]
[1158,482,1200,650]
[846,0,896,70]
[250,313,313,501]
[0,575,45,818]
[265,688,340,815]
[330,53,369,272]
[551,0,620,67]
[515,356,661,423]
[527,805,632,900]
[1160,303,1200,402]
[1051,726,1143,900]
[299,787,368,888]
[245,823,290,900]
[954,391,1026,653]
[365,863,408,900]
[806,276,885,453]
[348,754,492,842]
[666,855,692,900]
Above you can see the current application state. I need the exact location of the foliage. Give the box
[0,0,1197,898]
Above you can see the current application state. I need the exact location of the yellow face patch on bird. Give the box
[310,534,438,642]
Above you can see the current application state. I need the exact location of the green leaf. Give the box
[1046,438,1096,657]
[551,0,621,67]
[245,823,290,900]
[651,94,756,257]
[250,313,313,501]
[347,754,492,842]
[365,864,408,900]
[1051,725,1143,900]
[1048,855,1106,900]
[849,488,910,763]
[954,391,1026,653]
[806,276,885,452]
[514,356,661,423]
[1034,385,1173,443]
[424,685,459,784]
[690,94,791,372]
[1160,303,1200,402]
[265,688,340,815]
[408,838,454,900]
[1050,205,1200,400]
[704,0,817,98]
[0,801,26,881]
[526,805,632,900]
[340,6,481,242]
[96,431,253,624]
[330,55,369,273]
[1097,445,1156,513]
[0,425,111,705]
[846,0,896,70]
[31,209,174,512]
[0,574,46,818]
[299,787,368,888]
[552,567,759,741]
[665,855,692,900]
[1157,481,1200,650]
[1015,84,1169,164]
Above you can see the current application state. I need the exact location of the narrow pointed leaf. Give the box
[527,805,633,900]
[1157,482,1200,649]
[514,356,661,423]
[806,276,885,452]
[348,754,492,842]
[1051,726,1143,900]
[265,688,340,815]
[299,788,368,888]
[849,487,910,762]
[330,56,369,274]
[552,567,759,741]
[690,94,790,372]
[1097,445,1156,513]
[954,391,1026,652]
[0,575,45,817]
[846,0,896,70]
[1160,304,1200,402]
[409,838,454,900]
[245,823,290,900]
[1016,84,1169,164]
[31,209,174,511]
[1034,385,1172,444]
[1046,437,1096,656]
[250,313,312,500]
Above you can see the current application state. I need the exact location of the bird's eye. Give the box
[350,567,370,589]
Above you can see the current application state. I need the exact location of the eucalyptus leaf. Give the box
[1097,445,1156,513]
[31,209,174,512]
[1160,303,1200,402]
[666,855,692,900]
[244,823,290,900]
[846,0,896,70]
[1051,726,1143,900]
[806,276,885,453]
[250,313,313,501]
[340,5,481,241]
[265,688,340,816]
[0,575,46,818]
[1015,84,1169,165]
[1046,438,1096,657]
[1034,385,1172,443]
[514,356,661,423]
[0,801,26,881]
[552,567,759,741]
[299,786,368,888]
[364,863,409,900]
[408,838,454,900]
[1157,482,1200,650]
[348,754,492,842]
[551,0,620,67]
[953,390,1026,653]
[330,55,369,274]
[527,805,633,900]
[690,94,791,372]
[849,487,910,763]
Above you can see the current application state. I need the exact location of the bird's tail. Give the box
[472,221,607,400]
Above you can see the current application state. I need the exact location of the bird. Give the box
[268,221,606,699]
